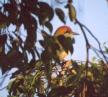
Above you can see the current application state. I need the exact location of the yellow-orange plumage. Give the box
[54,25,78,37]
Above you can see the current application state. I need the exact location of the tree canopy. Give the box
[0,0,108,97]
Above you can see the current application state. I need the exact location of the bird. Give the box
[53,25,79,61]
[40,25,79,62]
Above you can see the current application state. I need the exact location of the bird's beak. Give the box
[72,32,79,35]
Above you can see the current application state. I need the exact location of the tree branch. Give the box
[77,20,108,64]
[76,20,108,68]
[0,86,7,91]
[76,19,90,77]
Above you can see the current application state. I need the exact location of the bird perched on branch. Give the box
[54,25,79,60]
[40,25,79,62]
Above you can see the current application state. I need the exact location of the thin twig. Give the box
[78,21,108,64]
[91,45,108,60]
[0,86,7,91]
[92,47,103,60]
[91,45,108,54]
[76,19,90,77]
[0,73,11,79]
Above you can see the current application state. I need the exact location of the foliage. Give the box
[0,0,108,97]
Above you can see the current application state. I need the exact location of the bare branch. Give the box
[78,21,108,64]
[76,19,90,77]
[75,19,108,72]
[0,86,7,91]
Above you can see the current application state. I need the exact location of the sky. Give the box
[73,0,108,60]
[0,0,108,97]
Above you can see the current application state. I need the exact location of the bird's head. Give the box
[54,25,79,38]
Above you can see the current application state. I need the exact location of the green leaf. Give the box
[105,46,108,53]
[66,3,76,22]
[41,50,51,64]
[3,2,18,24]
[23,13,37,50]
[45,22,53,33]
[55,8,66,24]
[41,30,51,39]
[0,34,7,47]
[39,40,46,48]
[0,53,9,74]
[37,2,54,25]
[0,11,8,29]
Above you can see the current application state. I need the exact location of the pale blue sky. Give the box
[0,0,108,97]
[73,0,108,60]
